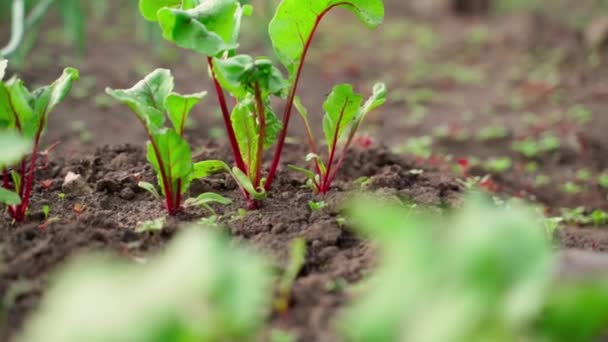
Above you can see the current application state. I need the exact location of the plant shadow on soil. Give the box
[0,142,462,341]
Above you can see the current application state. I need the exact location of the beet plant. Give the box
[138,0,386,206]
[106,69,213,216]
[291,83,386,194]
[0,59,79,222]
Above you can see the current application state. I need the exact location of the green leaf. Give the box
[106,69,173,132]
[269,0,385,75]
[35,67,80,117]
[232,167,266,200]
[231,99,258,172]
[166,91,206,136]
[213,55,287,99]
[1,79,35,134]
[192,160,230,179]
[185,192,233,207]
[287,164,316,180]
[539,280,608,342]
[0,59,7,80]
[147,129,193,195]
[157,0,242,56]
[0,187,21,205]
[339,194,555,342]
[138,181,161,199]
[264,104,282,149]
[139,0,181,21]
[0,131,32,168]
[3,68,79,139]
[322,84,363,151]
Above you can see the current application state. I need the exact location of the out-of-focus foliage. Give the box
[17,227,273,342]
[338,194,608,342]
[0,0,158,62]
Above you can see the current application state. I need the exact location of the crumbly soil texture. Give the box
[0,143,462,342]
[3,0,608,340]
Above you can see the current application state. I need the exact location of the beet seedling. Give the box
[139,0,386,205]
[0,60,79,222]
[291,83,386,194]
[106,69,207,215]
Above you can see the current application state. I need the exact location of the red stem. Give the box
[14,120,44,222]
[327,116,363,186]
[320,102,348,193]
[2,169,9,190]
[265,4,349,192]
[207,57,247,173]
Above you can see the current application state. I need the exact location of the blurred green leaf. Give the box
[17,228,273,342]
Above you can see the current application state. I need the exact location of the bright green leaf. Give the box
[269,0,384,75]
[185,192,233,207]
[232,167,266,200]
[322,84,363,151]
[147,129,193,195]
[3,68,78,139]
[139,0,181,21]
[106,69,173,132]
[166,91,206,136]
[264,105,282,149]
[157,0,242,56]
[213,55,287,99]
[231,99,259,173]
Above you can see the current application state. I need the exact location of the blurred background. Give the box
[1,0,608,210]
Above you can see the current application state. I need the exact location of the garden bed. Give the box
[1,143,462,341]
[3,0,608,340]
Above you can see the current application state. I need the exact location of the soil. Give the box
[2,0,608,340]
[0,143,461,342]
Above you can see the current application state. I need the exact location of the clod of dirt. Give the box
[61,171,92,196]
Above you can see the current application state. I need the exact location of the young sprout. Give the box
[291,84,387,194]
[106,69,209,215]
[0,60,79,222]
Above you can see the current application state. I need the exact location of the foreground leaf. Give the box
[339,194,554,342]
[17,228,272,342]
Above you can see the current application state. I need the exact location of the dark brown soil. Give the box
[0,143,462,342]
[3,0,608,340]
